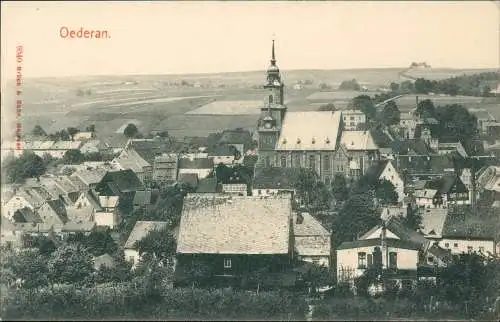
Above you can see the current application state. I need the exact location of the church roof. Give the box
[275,111,342,151]
[340,131,378,151]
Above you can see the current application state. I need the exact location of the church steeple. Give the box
[271,39,276,65]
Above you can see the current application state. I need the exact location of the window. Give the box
[427,256,434,263]
[258,190,261,195]
[389,252,398,269]
[268,95,273,104]
[358,252,367,269]
[224,258,232,269]
[323,155,330,171]
[265,156,271,167]
[350,116,355,121]
[479,246,485,253]
[467,246,473,253]
[129,256,135,264]
[280,155,287,168]
[453,243,458,248]
[293,154,301,167]
[444,243,449,248]
[309,155,316,170]
[367,253,373,268]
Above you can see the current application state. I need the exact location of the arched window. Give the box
[280,155,287,168]
[323,155,330,171]
[309,155,316,170]
[269,95,273,104]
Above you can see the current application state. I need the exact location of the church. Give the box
[256,41,380,183]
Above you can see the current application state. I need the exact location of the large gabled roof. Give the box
[340,131,378,151]
[97,169,144,195]
[276,111,342,151]
[177,195,292,255]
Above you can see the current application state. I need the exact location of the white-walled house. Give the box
[437,209,497,256]
[293,212,331,267]
[252,167,298,198]
[365,160,405,203]
[124,221,168,268]
[336,218,430,283]
[177,158,214,180]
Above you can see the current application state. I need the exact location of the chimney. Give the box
[381,221,388,270]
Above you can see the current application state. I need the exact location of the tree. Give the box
[293,168,319,205]
[400,80,414,93]
[62,149,85,164]
[339,79,361,91]
[2,249,50,289]
[351,95,376,120]
[215,163,233,183]
[318,103,336,111]
[32,125,47,137]
[47,244,94,285]
[332,190,379,247]
[67,127,80,140]
[416,99,436,119]
[134,226,177,266]
[381,101,400,126]
[331,173,348,202]
[390,82,400,93]
[124,123,139,138]
[4,151,46,183]
[403,204,422,231]
[414,78,435,94]
[85,228,118,257]
[375,179,398,205]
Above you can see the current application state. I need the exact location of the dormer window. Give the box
[325,137,330,144]
[297,138,301,144]
[312,138,316,144]
[282,138,287,144]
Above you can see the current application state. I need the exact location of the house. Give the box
[39,199,69,226]
[419,208,448,240]
[96,195,120,228]
[101,135,130,155]
[50,176,80,203]
[437,141,468,158]
[95,169,144,199]
[252,167,298,197]
[341,110,366,131]
[438,207,498,256]
[336,217,431,285]
[177,157,213,180]
[112,147,152,184]
[339,131,379,178]
[473,110,496,135]
[398,113,419,139]
[175,194,294,287]
[11,207,42,224]
[124,221,168,268]
[195,177,222,194]
[414,188,439,208]
[73,132,94,141]
[93,253,116,271]
[218,129,254,151]
[79,140,101,154]
[70,168,108,191]
[379,206,408,222]
[47,141,84,158]
[132,190,152,211]
[293,212,331,267]
[153,153,178,184]
[208,144,243,167]
[364,160,405,202]
[424,174,470,207]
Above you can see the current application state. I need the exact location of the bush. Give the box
[1,283,307,320]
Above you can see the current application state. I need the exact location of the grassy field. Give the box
[2,67,497,142]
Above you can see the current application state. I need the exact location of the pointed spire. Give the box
[271,39,276,65]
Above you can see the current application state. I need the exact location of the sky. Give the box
[1,1,499,80]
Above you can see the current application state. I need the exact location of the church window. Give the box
[265,156,271,167]
[323,155,330,171]
[293,154,301,167]
[280,155,287,168]
[309,155,316,170]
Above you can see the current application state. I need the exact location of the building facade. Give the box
[256,41,378,182]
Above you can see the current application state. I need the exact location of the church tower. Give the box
[257,40,287,167]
